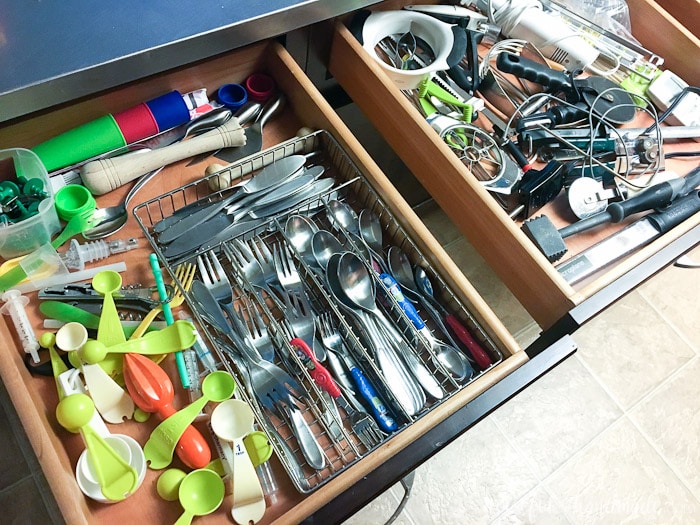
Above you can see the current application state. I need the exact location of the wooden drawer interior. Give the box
[328,0,700,329]
[0,40,530,524]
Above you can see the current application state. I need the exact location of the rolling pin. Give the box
[80,117,246,195]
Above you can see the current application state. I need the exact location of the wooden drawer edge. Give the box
[0,320,91,525]
[329,22,576,329]
[271,350,530,523]
[628,0,700,86]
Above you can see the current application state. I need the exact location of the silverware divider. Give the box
[135,130,504,493]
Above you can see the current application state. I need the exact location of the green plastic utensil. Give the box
[144,371,235,470]
[39,332,68,398]
[51,209,96,250]
[55,393,138,501]
[78,319,197,364]
[92,270,127,347]
[175,468,225,525]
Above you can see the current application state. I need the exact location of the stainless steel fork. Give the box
[279,321,383,450]
[279,289,326,362]
[222,239,276,299]
[244,235,277,286]
[238,298,276,362]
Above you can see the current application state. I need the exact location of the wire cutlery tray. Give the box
[134,130,503,493]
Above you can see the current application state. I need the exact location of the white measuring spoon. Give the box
[210,399,266,524]
[56,322,134,423]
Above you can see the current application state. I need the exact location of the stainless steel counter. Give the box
[0,0,377,123]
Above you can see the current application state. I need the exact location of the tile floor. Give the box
[0,106,698,524]
[341,201,700,524]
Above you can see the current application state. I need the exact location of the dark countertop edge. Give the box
[0,0,378,124]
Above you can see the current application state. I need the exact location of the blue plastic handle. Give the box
[380,273,425,330]
[348,366,398,432]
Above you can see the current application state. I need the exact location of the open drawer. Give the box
[0,40,540,524]
[328,0,700,329]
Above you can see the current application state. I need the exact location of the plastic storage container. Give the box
[0,148,60,259]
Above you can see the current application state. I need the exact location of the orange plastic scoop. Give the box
[122,353,210,469]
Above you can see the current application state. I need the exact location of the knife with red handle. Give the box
[444,315,493,370]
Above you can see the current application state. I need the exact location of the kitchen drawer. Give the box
[0,40,536,524]
[328,0,700,329]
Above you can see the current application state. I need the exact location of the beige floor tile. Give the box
[400,417,539,524]
[630,356,700,499]
[637,249,700,351]
[545,417,700,524]
[492,357,621,480]
[443,238,536,336]
[490,486,572,525]
[573,289,695,409]
[413,200,466,247]
[342,483,413,525]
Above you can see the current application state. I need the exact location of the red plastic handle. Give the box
[290,338,341,398]
[445,315,493,370]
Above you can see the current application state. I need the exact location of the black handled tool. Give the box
[522,166,700,261]
[496,53,636,124]
[557,189,700,284]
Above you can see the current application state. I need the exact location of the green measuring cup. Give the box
[144,371,236,470]
[175,468,225,525]
[55,393,138,501]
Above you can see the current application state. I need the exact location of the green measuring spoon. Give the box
[92,270,127,347]
[51,209,96,250]
[39,332,68,399]
[55,393,138,501]
[78,319,197,364]
[144,371,236,470]
[175,468,225,525]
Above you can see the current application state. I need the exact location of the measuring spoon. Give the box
[174,468,225,525]
[56,322,134,423]
[144,371,236,469]
[92,270,127,347]
[122,352,211,469]
[210,399,266,525]
[56,393,139,501]
[77,319,197,363]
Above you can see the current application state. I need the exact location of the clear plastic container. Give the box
[0,148,61,259]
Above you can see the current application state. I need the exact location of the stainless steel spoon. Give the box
[284,214,318,265]
[387,246,476,380]
[325,253,425,416]
[327,199,359,233]
[358,209,389,272]
[336,252,444,400]
[311,230,343,270]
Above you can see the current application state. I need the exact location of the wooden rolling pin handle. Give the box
[81,117,246,195]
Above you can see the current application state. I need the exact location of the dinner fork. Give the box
[279,322,384,450]
[194,251,303,395]
[244,235,278,286]
[279,289,326,362]
[222,239,276,300]
[238,297,276,363]
[130,262,196,339]
[318,312,398,433]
